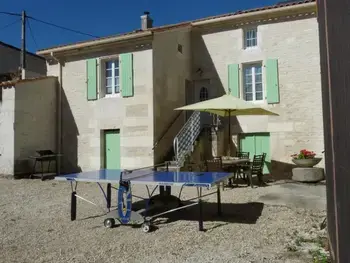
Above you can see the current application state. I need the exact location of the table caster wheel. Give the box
[141,222,151,233]
[104,218,115,228]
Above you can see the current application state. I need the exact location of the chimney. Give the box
[141,11,153,30]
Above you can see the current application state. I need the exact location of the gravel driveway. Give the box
[0,178,327,263]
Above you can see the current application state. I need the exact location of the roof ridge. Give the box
[37,0,316,53]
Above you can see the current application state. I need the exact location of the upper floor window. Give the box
[244,28,258,49]
[199,87,209,101]
[105,59,120,95]
[243,63,263,102]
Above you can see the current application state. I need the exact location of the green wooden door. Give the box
[254,133,270,174]
[240,135,255,161]
[105,130,121,169]
[239,133,271,174]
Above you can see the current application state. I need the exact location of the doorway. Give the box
[104,129,121,169]
[239,132,271,174]
[193,79,214,127]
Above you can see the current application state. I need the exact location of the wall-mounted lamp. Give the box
[196,68,203,77]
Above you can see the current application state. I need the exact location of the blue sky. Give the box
[0,0,278,53]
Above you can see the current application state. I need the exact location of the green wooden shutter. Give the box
[120,53,134,97]
[86,58,97,100]
[228,64,240,97]
[266,59,279,104]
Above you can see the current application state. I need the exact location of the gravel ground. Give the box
[0,178,327,263]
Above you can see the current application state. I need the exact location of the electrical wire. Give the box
[0,10,99,39]
[27,16,99,38]
[27,18,38,49]
[0,11,21,17]
[0,18,21,31]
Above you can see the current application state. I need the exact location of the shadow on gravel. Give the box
[72,200,264,232]
[161,201,264,224]
[130,200,264,231]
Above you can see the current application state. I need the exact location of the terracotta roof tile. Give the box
[37,0,315,53]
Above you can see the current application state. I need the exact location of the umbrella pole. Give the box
[228,110,231,156]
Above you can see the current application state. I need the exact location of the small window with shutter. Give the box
[96,52,134,99]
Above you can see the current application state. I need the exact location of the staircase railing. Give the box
[152,111,184,151]
[173,111,201,167]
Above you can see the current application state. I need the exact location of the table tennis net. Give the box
[120,168,156,181]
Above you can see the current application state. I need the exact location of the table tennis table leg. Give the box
[217,186,222,216]
[159,186,171,197]
[197,187,204,231]
[106,183,111,210]
[71,191,77,221]
[70,181,78,221]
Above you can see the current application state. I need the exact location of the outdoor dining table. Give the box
[221,157,251,186]
[221,157,250,166]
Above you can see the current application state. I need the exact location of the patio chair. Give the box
[205,157,228,189]
[236,151,250,159]
[205,157,223,172]
[241,153,266,188]
[231,151,251,183]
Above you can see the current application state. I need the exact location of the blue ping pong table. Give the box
[55,163,233,233]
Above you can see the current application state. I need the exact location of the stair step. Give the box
[157,165,180,172]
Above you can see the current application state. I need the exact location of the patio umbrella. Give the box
[174,94,279,155]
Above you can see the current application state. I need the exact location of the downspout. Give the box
[50,52,62,176]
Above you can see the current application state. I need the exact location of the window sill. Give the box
[243,46,259,51]
[106,93,121,98]
[100,94,122,99]
[244,99,266,105]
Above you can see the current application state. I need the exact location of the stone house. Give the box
[0,41,47,79]
[36,0,322,177]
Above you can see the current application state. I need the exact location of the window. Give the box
[199,87,209,101]
[105,59,120,95]
[244,28,258,48]
[177,44,183,54]
[243,64,263,102]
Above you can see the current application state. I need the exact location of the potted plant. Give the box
[291,149,322,167]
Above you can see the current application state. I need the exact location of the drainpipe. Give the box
[50,52,62,176]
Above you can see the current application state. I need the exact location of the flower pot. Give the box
[292,157,322,167]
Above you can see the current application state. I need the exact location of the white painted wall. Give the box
[14,77,57,174]
[0,77,57,175]
[0,87,15,175]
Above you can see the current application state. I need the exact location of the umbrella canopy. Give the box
[174,94,279,116]
[174,94,279,157]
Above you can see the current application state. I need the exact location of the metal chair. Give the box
[233,151,251,182]
[205,157,225,189]
[241,154,266,188]
[205,157,223,172]
[236,151,250,159]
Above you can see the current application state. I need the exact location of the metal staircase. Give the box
[173,111,201,167]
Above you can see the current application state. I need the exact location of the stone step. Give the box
[157,165,180,172]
